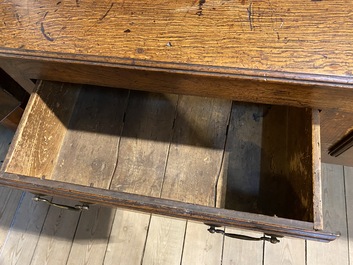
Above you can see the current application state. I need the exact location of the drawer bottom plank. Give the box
[160,95,232,207]
[110,91,178,197]
[51,85,129,188]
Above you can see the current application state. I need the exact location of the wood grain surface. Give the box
[161,95,231,206]
[0,125,23,253]
[142,216,186,265]
[181,221,223,265]
[1,0,353,83]
[3,82,80,178]
[0,192,50,265]
[30,198,81,265]
[307,164,349,265]
[51,85,129,188]
[264,237,305,265]
[110,91,177,196]
[104,209,151,265]
[67,206,116,265]
[222,227,264,265]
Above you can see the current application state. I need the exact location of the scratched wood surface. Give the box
[1,0,353,83]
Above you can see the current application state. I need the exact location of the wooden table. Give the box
[0,0,352,242]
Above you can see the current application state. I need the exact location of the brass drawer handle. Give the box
[207,225,280,244]
[32,196,89,211]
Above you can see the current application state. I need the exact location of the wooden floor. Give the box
[0,129,352,264]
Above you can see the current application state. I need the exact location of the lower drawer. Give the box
[0,81,337,242]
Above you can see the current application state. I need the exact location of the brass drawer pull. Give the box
[207,225,280,244]
[32,196,89,211]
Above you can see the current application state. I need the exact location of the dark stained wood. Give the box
[259,106,314,221]
[161,95,232,206]
[52,85,129,188]
[0,172,338,242]
[2,57,353,113]
[110,91,178,197]
[223,104,320,226]
[321,110,353,166]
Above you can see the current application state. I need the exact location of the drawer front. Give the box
[0,80,337,242]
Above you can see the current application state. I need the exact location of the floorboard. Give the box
[103,209,150,265]
[66,205,115,265]
[0,192,50,265]
[344,166,353,265]
[142,216,186,265]
[222,228,264,265]
[264,238,305,265]
[30,198,81,265]
[0,125,23,253]
[181,221,223,265]
[307,164,349,265]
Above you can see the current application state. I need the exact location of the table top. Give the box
[1,0,353,87]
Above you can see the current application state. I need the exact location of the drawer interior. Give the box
[2,81,322,228]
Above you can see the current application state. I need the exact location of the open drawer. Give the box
[0,81,337,242]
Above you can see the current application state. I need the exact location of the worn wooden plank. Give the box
[51,85,129,188]
[223,103,265,213]
[222,227,263,265]
[142,216,186,265]
[181,221,223,265]
[4,81,80,179]
[344,166,353,265]
[307,164,349,265]
[0,192,50,265]
[0,187,23,252]
[0,125,23,252]
[66,205,116,265]
[104,209,150,265]
[264,238,305,265]
[30,198,81,265]
[110,91,177,196]
[161,95,231,206]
